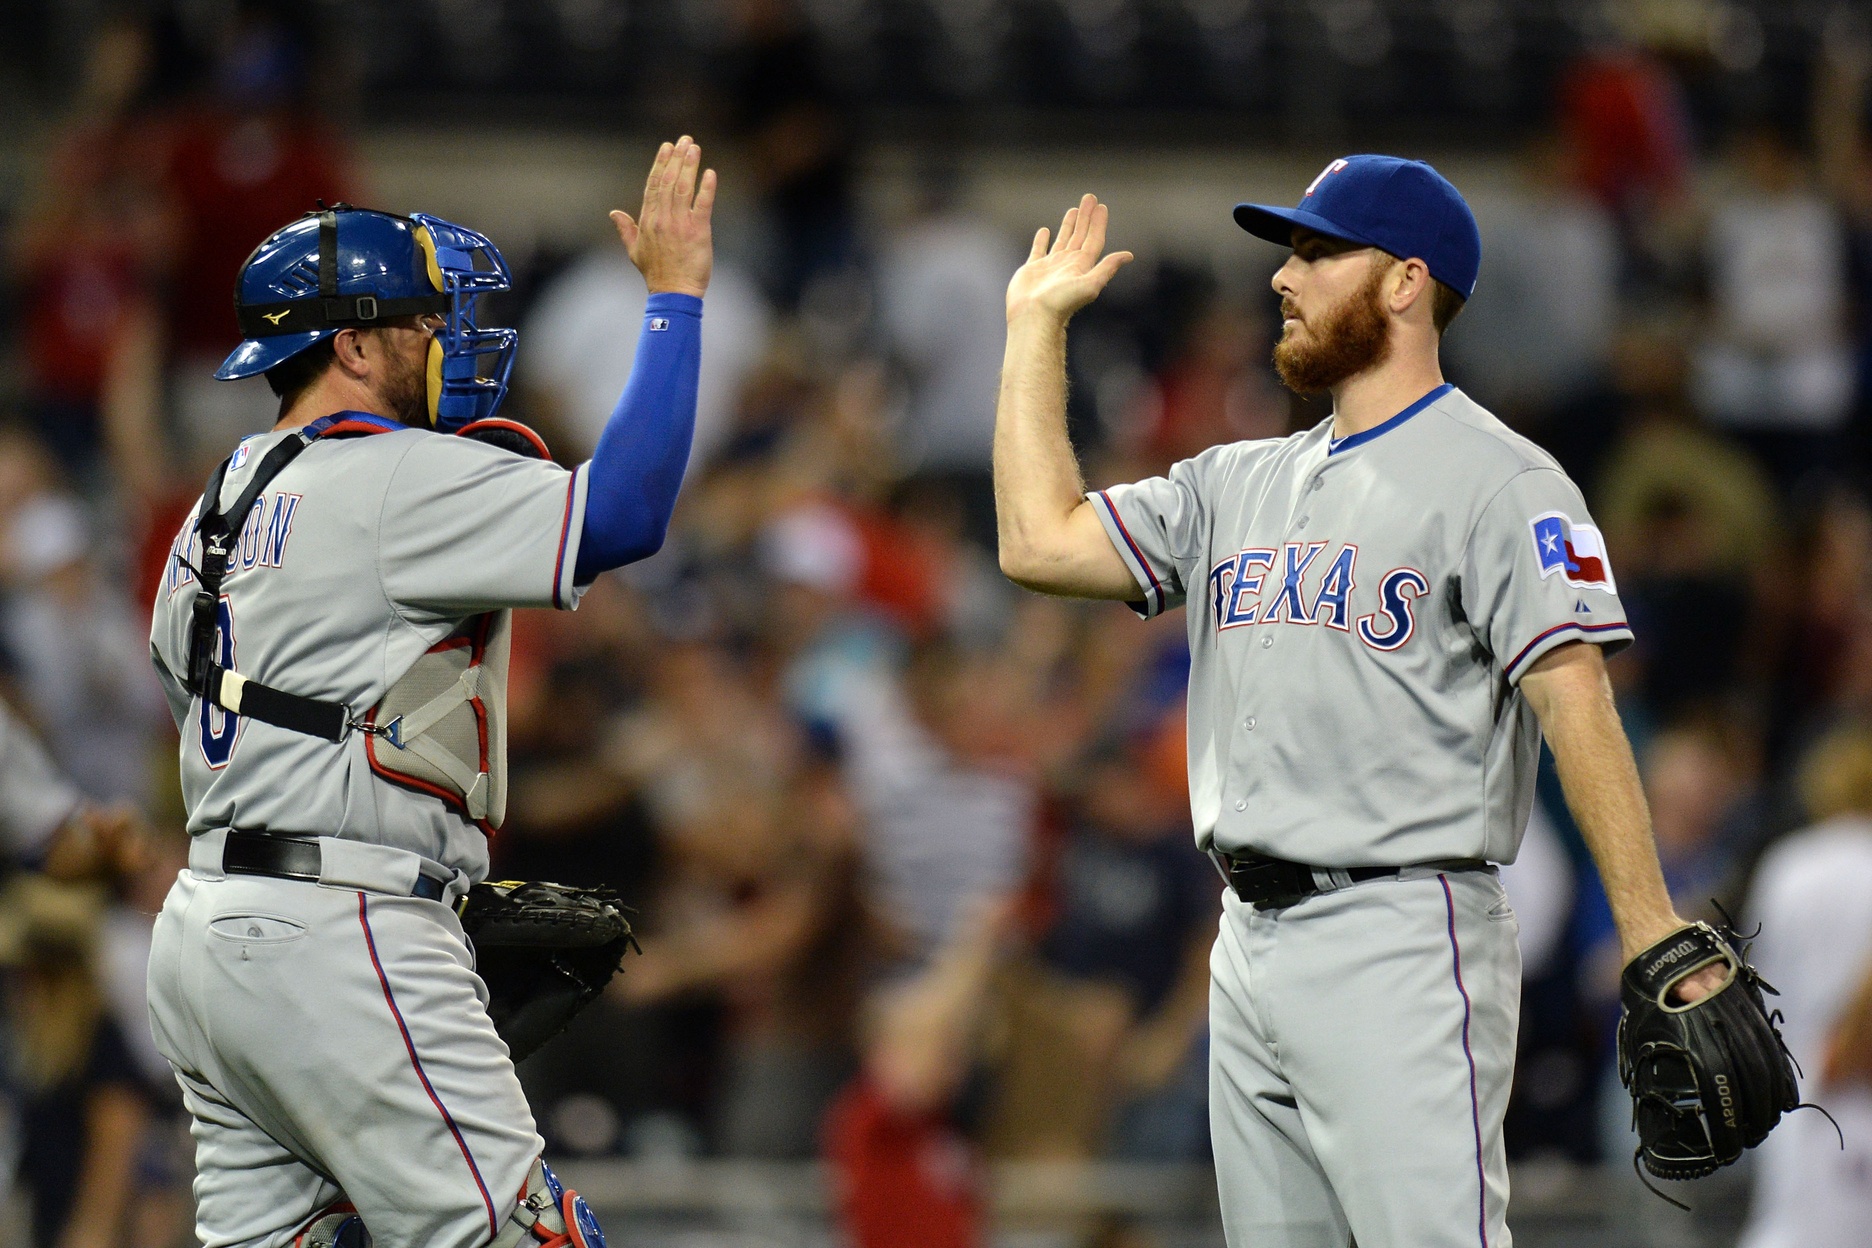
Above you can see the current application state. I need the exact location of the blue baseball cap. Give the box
[1233,155,1481,300]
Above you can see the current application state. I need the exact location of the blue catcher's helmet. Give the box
[216,205,518,431]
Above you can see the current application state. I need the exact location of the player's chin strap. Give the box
[181,432,361,743]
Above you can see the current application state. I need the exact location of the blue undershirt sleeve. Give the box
[573,291,703,582]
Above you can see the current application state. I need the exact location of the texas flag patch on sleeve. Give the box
[1530,511,1616,592]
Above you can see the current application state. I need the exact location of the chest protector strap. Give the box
[182,418,521,831]
[184,433,351,743]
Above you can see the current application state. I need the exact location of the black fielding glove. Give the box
[458,880,638,1063]
[1616,920,1802,1205]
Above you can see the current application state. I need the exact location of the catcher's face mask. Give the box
[409,213,518,433]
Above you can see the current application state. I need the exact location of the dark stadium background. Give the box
[0,2,1869,1246]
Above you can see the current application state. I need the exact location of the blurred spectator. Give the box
[97,830,193,1248]
[725,0,859,311]
[876,173,1017,498]
[1557,48,1692,220]
[1771,485,1872,751]
[1128,289,1285,474]
[1500,801,1575,986]
[520,248,772,470]
[156,3,353,463]
[986,731,1215,1162]
[0,877,154,1248]
[1692,127,1855,484]
[830,640,1034,965]
[0,491,166,803]
[1739,725,1872,1248]
[7,16,171,478]
[618,753,876,1158]
[1594,384,1781,717]
[825,897,1015,1248]
[1446,133,1618,426]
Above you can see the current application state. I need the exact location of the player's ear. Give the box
[1389,257,1433,318]
[330,328,372,380]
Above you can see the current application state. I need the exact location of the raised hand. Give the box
[611,136,716,298]
[1005,193,1134,325]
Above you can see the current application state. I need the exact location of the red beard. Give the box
[1272,261,1392,394]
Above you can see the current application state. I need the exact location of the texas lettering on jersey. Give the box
[163,492,304,597]
[1207,540,1426,652]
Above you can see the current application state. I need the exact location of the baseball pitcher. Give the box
[993,158,1802,1246]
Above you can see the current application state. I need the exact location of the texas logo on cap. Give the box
[1530,512,1615,592]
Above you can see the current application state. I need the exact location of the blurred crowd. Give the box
[3,3,1872,1248]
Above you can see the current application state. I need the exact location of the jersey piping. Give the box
[1092,488,1168,615]
[1327,382,1454,455]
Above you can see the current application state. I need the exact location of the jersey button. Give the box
[1261,636,1272,648]
[1311,478,1324,491]
[1298,515,1309,526]
[1234,799,1247,811]
[1245,716,1257,729]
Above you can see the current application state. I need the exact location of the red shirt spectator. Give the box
[159,106,352,359]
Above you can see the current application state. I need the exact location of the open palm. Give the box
[1005,193,1134,323]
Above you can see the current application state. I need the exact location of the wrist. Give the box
[646,283,707,301]
[1620,914,1693,963]
[1006,305,1071,335]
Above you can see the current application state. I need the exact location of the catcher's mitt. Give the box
[458,880,638,1063]
[1616,919,1802,1206]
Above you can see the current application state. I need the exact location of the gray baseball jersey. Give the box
[1091,383,1630,867]
[148,417,589,880]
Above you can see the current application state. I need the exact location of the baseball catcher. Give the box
[146,137,713,1248]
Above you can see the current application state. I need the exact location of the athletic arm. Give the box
[994,195,1138,598]
[57,1082,147,1248]
[1520,641,1724,1000]
[573,137,714,581]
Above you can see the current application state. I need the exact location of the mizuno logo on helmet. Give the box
[262,310,290,325]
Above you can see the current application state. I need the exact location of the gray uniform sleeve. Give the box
[1088,448,1221,618]
[379,436,591,616]
[1461,468,1633,683]
[0,699,82,859]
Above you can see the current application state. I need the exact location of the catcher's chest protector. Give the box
[364,609,511,831]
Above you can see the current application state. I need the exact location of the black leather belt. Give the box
[1214,849,1483,910]
[223,830,448,902]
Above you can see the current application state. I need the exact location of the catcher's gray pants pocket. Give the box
[148,866,542,1248]
[1208,869,1519,1248]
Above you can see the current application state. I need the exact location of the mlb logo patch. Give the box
[230,440,254,471]
[648,317,671,332]
[1530,511,1615,592]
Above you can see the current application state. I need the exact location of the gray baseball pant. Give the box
[1209,867,1520,1248]
[147,829,544,1248]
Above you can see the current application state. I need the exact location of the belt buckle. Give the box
[1226,853,1314,909]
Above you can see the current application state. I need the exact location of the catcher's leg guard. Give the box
[490,1159,604,1248]
[293,1202,370,1248]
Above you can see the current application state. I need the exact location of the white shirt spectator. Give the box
[878,214,1019,472]
[3,495,164,802]
[1695,191,1855,432]
[0,697,82,860]
[1445,192,1617,413]
[1499,799,1575,980]
[1738,815,1872,1248]
[521,252,771,469]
